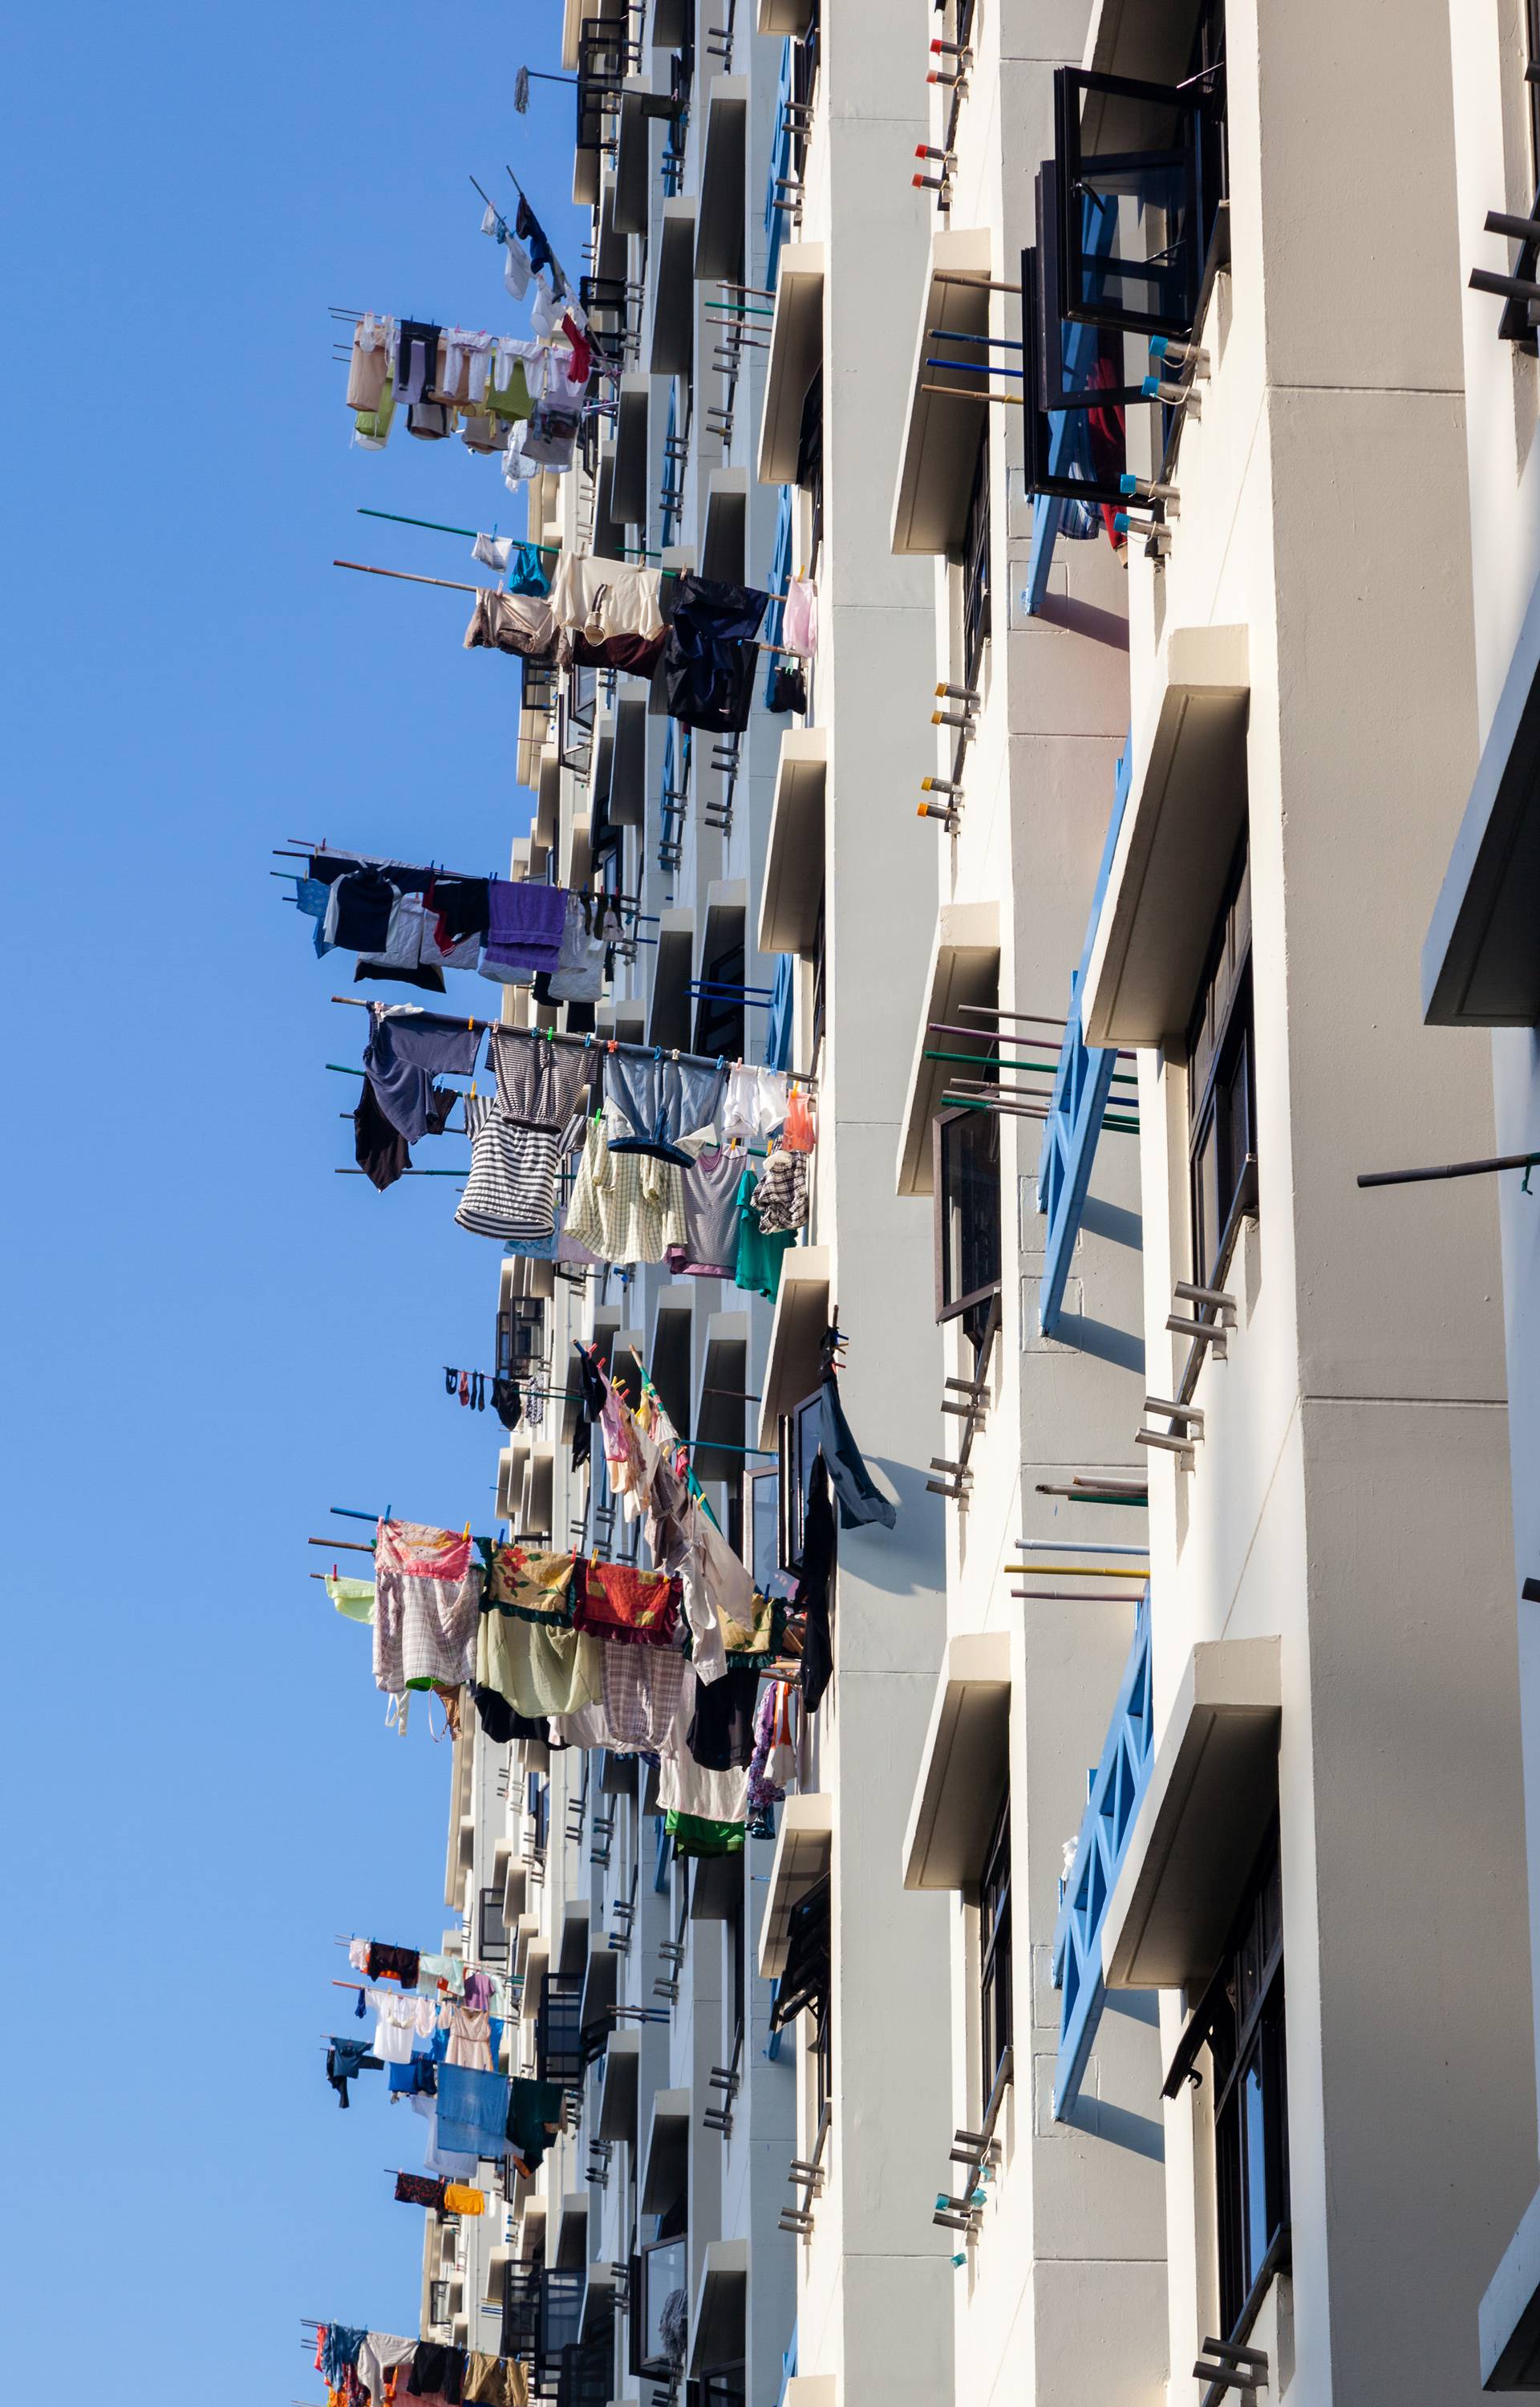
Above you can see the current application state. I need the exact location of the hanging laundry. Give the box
[487,1027,593,1127]
[365,1940,422,1985]
[469,533,550,593]
[602,1054,727,1167]
[486,342,536,421]
[396,319,442,409]
[519,401,582,471]
[597,1639,687,1751]
[515,193,562,288]
[574,1559,682,1647]
[817,1365,897,1530]
[685,1658,763,1770]
[365,1987,424,2064]
[326,2037,382,2108]
[548,893,609,1003]
[476,1610,603,1719]
[326,1573,375,1624]
[748,1680,796,1808]
[322,2327,371,2385]
[389,2052,439,2097]
[443,2006,494,2072]
[795,1455,835,1711]
[358,2333,420,2403]
[561,311,592,384]
[443,2182,486,2216]
[781,574,819,658]
[782,1086,817,1151]
[565,1110,687,1266]
[434,2064,511,2161]
[354,372,396,450]
[478,1540,577,1625]
[463,587,557,659]
[492,1375,524,1432]
[373,1521,483,1699]
[664,1145,743,1277]
[663,1807,747,1857]
[722,1065,789,1142]
[506,2075,566,2169]
[733,1168,795,1300]
[464,2354,529,2407]
[471,1684,549,1746]
[456,1095,561,1244]
[661,574,770,733]
[549,554,666,643]
[755,1149,809,1233]
[407,2340,469,2402]
[346,313,395,412]
[363,1007,483,1145]
[325,867,399,952]
[480,881,568,978]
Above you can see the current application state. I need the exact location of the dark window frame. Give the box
[933,1105,1003,1327]
[1206,1829,1289,2340]
[1052,62,1226,342]
[961,436,991,691]
[1185,838,1256,1289]
[979,1786,1013,2096]
[777,1386,824,1572]
[635,2231,690,2377]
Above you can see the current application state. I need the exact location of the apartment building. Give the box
[1428,3,1540,2387]
[413,1,955,2401]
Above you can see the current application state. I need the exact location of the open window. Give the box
[960,439,991,691]
[979,1785,1012,2096]
[1052,57,1226,340]
[635,2233,689,2378]
[1021,246,1129,513]
[1186,836,1255,1288]
[777,1385,824,1573]
[933,1106,1002,1345]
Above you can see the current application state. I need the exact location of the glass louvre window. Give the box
[1207,1835,1289,2336]
[1186,841,1255,1287]
[961,439,991,690]
[979,1788,1013,2092]
[934,1106,1003,1325]
[1052,64,1225,339]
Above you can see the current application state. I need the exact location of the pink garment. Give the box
[781,576,818,659]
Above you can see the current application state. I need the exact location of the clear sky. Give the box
[3,10,584,2393]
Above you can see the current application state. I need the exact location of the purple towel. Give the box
[484,879,567,968]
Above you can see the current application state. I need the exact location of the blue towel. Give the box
[434,2064,511,2160]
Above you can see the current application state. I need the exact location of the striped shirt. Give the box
[456,1093,559,1240]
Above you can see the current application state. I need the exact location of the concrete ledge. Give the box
[758,726,827,956]
[756,1248,831,1443]
[640,2087,691,2214]
[892,227,995,556]
[758,1792,833,1978]
[695,78,748,284]
[758,245,825,486]
[1423,557,1540,1027]
[1481,2179,1540,2387]
[689,2239,750,2376]
[1080,625,1250,1047]
[1103,1636,1280,1990]
[598,2029,641,2144]
[894,901,1000,1198]
[902,1633,1011,1890]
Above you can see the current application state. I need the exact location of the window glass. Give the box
[937,1107,1002,1321]
[1187,841,1254,1285]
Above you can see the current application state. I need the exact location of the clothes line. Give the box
[285,846,659,926]
[332,994,821,1088]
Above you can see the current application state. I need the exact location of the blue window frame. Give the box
[764,484,794,703]
[660,384,680,548]
[1035,740,1137,1335]
[765,41,795,290]
[1049,1585,1153,2116]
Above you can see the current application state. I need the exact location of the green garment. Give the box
[732,1169,794,1301]
[476,1612,602,1719]
[326,1574,375,1625]
[506,2075,565,2170]
[485,359,533,420]
[666,1810,747,1859]
[354,371,395,444]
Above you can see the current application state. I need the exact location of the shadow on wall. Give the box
[1050,1313,1147,1377]
[836,1459,946,1598]
[1080,1195,1143,1251]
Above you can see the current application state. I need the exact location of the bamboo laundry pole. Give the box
[330,993,822,1088]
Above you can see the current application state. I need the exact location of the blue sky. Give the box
[3,9,583,2391]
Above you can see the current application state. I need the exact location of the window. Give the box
[1208,1832,1288,2337]
[1052,56,1226,340]
[637,2234,689,2375]
[979,1788,1012,2094]
[934,1106,1003,1341]
[699,2372,746,2407]
[777,1386,825,1572]
[536,1971,586,2084]
[961,439,991,690]
[1186,839,1255,1287]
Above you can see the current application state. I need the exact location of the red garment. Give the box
[561,312,592,384]
[573,1561,682,1647]
[1085,347,1127,548]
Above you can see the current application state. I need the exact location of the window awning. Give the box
[582,2262,617,2340]
[757,1792,833,1978]
[1424,560,1540,1025]
[650,908,695,1051]
[610,689,648,826]
[894,901,1000,1197]
[640,2086,691,2214]
[759,727,826,956]
[702,467,750,584]
[483,2245,510,2310]
[1080,625,1250,1046]
[501,1858,528,1930]
[649,1288,695,1437]
[695,879,748,1054]
[614,83,655,236]
[758,0,815,26]
[562,804,594,893]
[558,1899,591,1977]
[695,1309,750,1483]
[650,201,697,377]
[535,745,561,850]
[695,76,748,283]
[597,2027,641,2142]
[524,1442,556,1538]
[755,1248,831,1444]
[496,1440,527,1524]
[891,228,994,557]
[688,2239,749,2377]
[611,375,652,526]
[556,2191,589,2269]
[1102,1636,1280,1991]
[901,1634,1011,1890]
[580,1939,619,2033]
[758,244,825,485]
